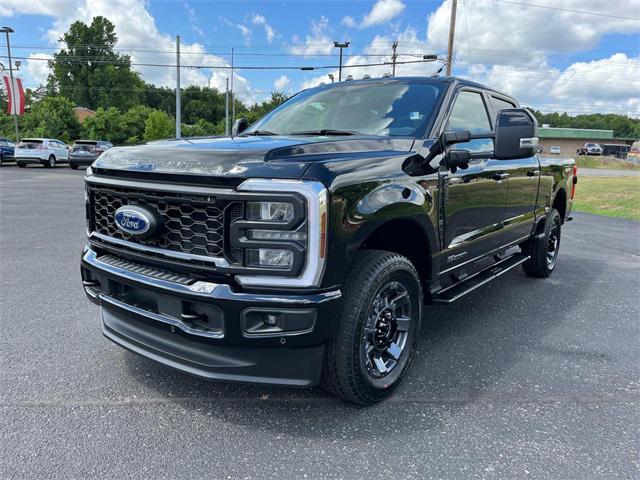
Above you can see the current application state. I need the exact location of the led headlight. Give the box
[247,201,294,222]
[246,248,294,268]
[250,230,307,241]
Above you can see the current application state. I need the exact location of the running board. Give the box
[432,253,530,304]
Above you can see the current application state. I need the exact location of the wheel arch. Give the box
[356,217,434,293]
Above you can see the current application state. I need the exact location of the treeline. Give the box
[531,111,640,139]
[0,16,286,144]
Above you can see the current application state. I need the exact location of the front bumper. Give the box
[81,247,341,387]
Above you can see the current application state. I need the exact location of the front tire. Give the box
[17,162,26,168]
[45,155,56,168]
[322,250,422,405]
[69,163,79,170]
[523,209,561,278]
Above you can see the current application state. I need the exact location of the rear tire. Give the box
[523,209,561,278]
[321,250,422,405]
[70,163,79,170]
[17,162,26,168]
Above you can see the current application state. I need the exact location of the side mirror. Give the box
[494,108,538,159]
[232,118,249,136]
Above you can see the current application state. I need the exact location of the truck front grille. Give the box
[89,184,232,260]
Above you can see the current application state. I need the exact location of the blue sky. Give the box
[1,0,639,115]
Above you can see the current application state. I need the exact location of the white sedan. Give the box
[15,138,70,168]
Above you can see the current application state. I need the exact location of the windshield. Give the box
[245,81,445,137]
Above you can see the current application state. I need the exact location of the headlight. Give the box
[234,179,328,288]
[246,201,294,222]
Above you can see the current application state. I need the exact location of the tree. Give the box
[48,16,144,111]
[244,91,288,123]
[21,96,81,142]
[82,107,126,143]
[531,110,640,139]
[121,105,154,144]
[143,110,174,141]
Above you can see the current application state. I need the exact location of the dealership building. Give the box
[538,126,633,156]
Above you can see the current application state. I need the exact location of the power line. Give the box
[492,0,640,21]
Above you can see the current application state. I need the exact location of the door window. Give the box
[490,96,516,114]
[446,91,493,153]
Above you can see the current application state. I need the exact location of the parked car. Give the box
[577,142,603,156]
[69,140,113,169]
[0,137,15,166]
[81,76,576,405]
[549,146,561,154]
[15,138,70,168]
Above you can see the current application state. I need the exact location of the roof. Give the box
[538,127,614,140]
[72,106,96,113]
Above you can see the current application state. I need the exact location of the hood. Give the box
[92,135,416,180]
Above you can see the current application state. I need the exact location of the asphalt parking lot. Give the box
[1,165,638,479]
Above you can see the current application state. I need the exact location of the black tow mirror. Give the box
[494,109,538,159]
[232,118,249,136]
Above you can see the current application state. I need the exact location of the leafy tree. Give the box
[143,110,174,141]
[48,16,144,111]
[531,110,640,138]
[21,96,81,142]
[182,118,219,137]
[121,105,155,144]
[244,91,288,123]
[81,107,126,143]
[141,84,175,117]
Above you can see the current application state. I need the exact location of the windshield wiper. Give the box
[289,129,360,136]
[241,130,278,136]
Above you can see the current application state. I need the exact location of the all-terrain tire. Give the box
[523,209,561,278]
[321,250,422,405]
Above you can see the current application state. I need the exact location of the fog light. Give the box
[246,248,294,268]
[264,313,280,326]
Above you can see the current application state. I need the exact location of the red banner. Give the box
[3,75,25,115]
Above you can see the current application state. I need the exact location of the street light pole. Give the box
[1,27,19,142]
[333,41,350,81]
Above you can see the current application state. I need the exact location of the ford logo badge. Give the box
[114,205,157,237]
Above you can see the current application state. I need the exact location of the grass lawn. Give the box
[573,177,640,221]
[574,156,640,170]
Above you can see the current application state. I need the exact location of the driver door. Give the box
[440,89,508,273]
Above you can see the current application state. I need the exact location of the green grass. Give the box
[573,177,640,221]
[574,156,640,170]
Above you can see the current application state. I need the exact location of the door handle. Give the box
[527,170,540,177]
[492,173,509,181]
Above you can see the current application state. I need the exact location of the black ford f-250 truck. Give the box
[81,77,577,404]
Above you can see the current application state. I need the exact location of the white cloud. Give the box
[26,53,53,86]
[288,16,334,56]
[273,75,291,91]
[301,27,438,89]
[219,16,252,45]
[361,0,406,28]
[0,0,76,17]
[341,16,357,28]
[36,0,254,101]
[465,54,640,116]
[341,0,406,29]
[427,0,640,65]
[251,14,276,43]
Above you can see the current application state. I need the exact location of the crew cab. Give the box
[80,77,577,404]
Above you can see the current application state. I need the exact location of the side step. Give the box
[432,253,530,304]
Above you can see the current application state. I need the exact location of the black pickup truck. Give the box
[81,77,577,404]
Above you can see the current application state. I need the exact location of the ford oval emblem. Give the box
[114,205,156,236]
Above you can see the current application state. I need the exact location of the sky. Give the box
[1,0,639,116]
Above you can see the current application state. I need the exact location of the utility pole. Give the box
[230,47,235,124]
[175,35,181,139]
[333,41,350,81]
[225,77,229,136]
[1,27,19,142]
[446,0,458,76]
[391,40,398,77]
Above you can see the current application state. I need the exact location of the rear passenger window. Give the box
[446,90,493,154]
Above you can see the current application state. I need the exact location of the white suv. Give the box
[15,138,70,168]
